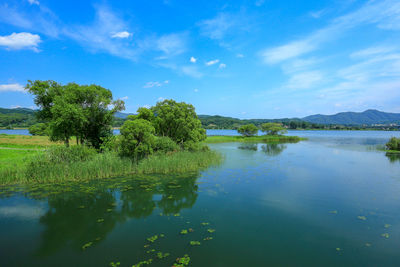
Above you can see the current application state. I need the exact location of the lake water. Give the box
[1,131,400,266]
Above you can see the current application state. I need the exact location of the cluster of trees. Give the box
[0,108,38,128]
[119,99,206,159]
[237,122,287,137]
[26,80,124,148]
[386,137,400,151]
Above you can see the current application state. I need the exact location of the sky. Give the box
[0,0,400,119]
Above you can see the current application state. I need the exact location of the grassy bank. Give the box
[205,135,304,143]
[0,150,222,185]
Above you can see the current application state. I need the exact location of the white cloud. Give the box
[286,71,323,89]
[190,56,197,63]
[120,96,129,100]
[350,46,397,58]
[206,59,220,66]
[111,31,132,38]
[0,32,41,51]
[143,81,163,88]
[236,53,244,58]
[28,0,40,5]
[219,63,226,69]
[0,83,26,92]
[157,97,165,101]
[260,0,400,64]
[155,32,187,56]
[194,88,199,92]
[164,80,169,84]
[181,66,203,78]
[309,9,328,19]
[255,0,265,7]
[198,13,234,40]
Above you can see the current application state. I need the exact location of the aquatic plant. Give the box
[203,237,213,241]
[365,243,371,247]
[109,261,120,267]
[132,259,153,267]
[357,216,367,221]
[336,248,341,251]
[207,229,216,233]
[381,233,390,238]
[329,210,338,214]
[156,252,170,259]
[97,218,104,223]
[82,242,93,250]
[180,229,188,235]
[173,254,190,267]
[201,222,209,226]
[190,241,201,246]
[384,224,391,228]
[147,235,158,243]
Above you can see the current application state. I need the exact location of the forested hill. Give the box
[302,109,400,125]
[1,107,400,129]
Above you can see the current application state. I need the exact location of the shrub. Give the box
[29,123,50,136]
[386,137,400,151]
[119,119,156,159]
[44,145,97,163]
[237,124,258,137]
[183,141,210,152]
[260,122,287,135]
[154,136,179,153]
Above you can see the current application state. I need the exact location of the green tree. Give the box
[119,119,156,159]
[237,124,258,137]
[260,122,287,135]
[386,137,400,151]
[150,99,206,146]
[26,80,124,148]
[28,123,49,136]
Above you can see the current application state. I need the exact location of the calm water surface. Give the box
[1,131,400,266]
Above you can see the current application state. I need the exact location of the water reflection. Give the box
[237,144,258,151]
[261,143,287,156]
[0,174,199,257]
[386,152,400,163]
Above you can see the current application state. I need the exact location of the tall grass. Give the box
[0,150,223,185]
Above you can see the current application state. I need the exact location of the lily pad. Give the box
[381,233,390,238]
[357,216,367,221]
[384,224,391,228]
[180,229,188,235]
[147,235,158,243]
[207,229,216,233]
[329,210,338,214]
[97,218,105,223]
[82,242,93,250]
[190,241,201,246]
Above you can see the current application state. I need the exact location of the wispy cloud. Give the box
[219,63,226,69]
[198,13,234,40]
[206,59,219,66]
[27,0,39,5]
[0,32,41,51]
[260,0,400,64]
[0,83,26,92]
[286,71,323,89]
[190,56,197,63]
[143,81,164,88]
[111,31,132,39]
[181,66,203,78]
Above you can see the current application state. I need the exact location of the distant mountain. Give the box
[302,109,400,125]
[115,111,135,119]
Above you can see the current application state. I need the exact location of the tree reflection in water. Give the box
[261,143,287,156]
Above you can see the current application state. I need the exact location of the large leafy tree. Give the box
[26,80,124,148]
[150,99,206,145]
[238,124,258,137]
[119,119,156,159]
[260,122,287,136]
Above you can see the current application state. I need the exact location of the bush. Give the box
[238,124,258,137]
[28,123,49,136]
[119,119,156,159]
[386,137,400,151]
[183,141,210,152]
[154,136,179,153]
[260,122,287,135]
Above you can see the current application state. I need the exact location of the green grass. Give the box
[0,150,223,185]
[204,135,304,143]
[386,150,400,154]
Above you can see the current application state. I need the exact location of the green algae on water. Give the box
[207,228,216,233]
[180,229,188,235]
[357,216,367,221]
[381,233,390,238]
[132,259,153,267]
[190,241,201,246]
[146,235,158,243]
[82,242,93,250]
[173,254,190,267]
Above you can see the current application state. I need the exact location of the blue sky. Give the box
[0,0,399,118]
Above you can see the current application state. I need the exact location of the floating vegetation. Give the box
[190,241,201,246]
[160,233,165,238]
[147,235,158,243]
[336,248,341,252]
[201,222,210,226]
[329,210,338,214]
[146,249,155,254]
[384,224,391,228]
[82,242,93,250]
[188,228,194,233]
[365,243,372,247]
[78,205,85,209]
[144,244,150,248]
[156,252,170,259]
[173,213,180,217]
[381,233,390,239]
[97,218,105,223]
[207,229,216,233]
[180,229,188,235]
[173,254,190,267]
[203,237,213,241]
[109,261,120,267]
[106,208,113,212]
[132,259,153,267]
[357,216,367,221]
